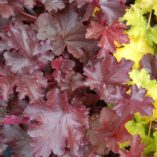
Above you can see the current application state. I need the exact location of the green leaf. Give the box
[121,5,147,37]
[125,113,148,139]
[135,0,154,13]
[125,113,157,155]
[129,69,157,101]
[147,27,157,46]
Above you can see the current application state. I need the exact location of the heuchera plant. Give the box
[0,0,157,157]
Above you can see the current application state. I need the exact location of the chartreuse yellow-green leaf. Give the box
[114,36,154,68]
[121,5,147,37]
[129,69,157,101]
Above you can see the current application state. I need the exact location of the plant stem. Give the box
[147,11,152,29]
